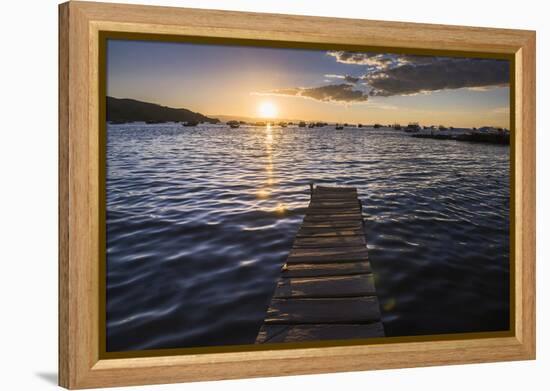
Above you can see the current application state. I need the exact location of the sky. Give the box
[107,39,510,128]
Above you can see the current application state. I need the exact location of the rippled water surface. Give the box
[106,123,510,352]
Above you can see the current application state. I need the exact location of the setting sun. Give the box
[258,101,278,119]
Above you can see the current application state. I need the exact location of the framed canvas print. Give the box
[59,1,536,389]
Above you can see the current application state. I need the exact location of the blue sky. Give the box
[107,39,510,127]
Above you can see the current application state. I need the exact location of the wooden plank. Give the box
[311,196,358,201]
[315,186,357,193]
[264,297,381,324]
[301,221,363,229]
[256,322,385,343]
[287,247,369,263]
[307,201,360,210]
[308,202,360,208]
[273,274,376,299]
[296,228,365,237]
[310,197,358,203]
[304,214,362,222]
[293,235,366,248]
[310,196,358,202]
[304,209,362,217]
[305,209,361,215]
[282,262,372,278]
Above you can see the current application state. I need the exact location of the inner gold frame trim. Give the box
[59,1,535,389]
[97,31,515,359]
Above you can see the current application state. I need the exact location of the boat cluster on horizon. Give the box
[107,119,510,144]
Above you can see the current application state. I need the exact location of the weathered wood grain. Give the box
[300,221,363,229]
[282,261,372,278]
[257,185,383,344]
[293,235,366,248]
[296,228,365,237]
[273,274,376,298]
[264,297,382,324]
[287,249,369,263]
[256,323,385,343]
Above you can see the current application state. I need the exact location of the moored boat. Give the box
[227,120,240,128]
[405,122,421,132]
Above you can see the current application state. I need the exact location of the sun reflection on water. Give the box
[260,124,276,202]
[275,203,286,214]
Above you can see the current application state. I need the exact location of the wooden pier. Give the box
[255,184,385,344]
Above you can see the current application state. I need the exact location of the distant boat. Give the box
[227,120,240,128]
[335,124,344,130]
[182,121,199,127]
[392,123,401,130]
[357,123,363,128]
[373,123,382,129]
[298,121,306,128]
[405,122,420,132]
[278,122,288,128]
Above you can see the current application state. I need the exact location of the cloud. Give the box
[254,53,509,104]
[326,51,510,97]
[366,58,509,96]
[327,51,397,68]
[324,74,361,83]
[258,83,368,103]
[324,74,344,79]
[344,75,361,83]
[328,51,445,68]
[466,86,492,92]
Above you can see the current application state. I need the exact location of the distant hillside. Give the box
[107,97,219,123]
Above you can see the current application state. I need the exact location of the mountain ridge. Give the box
[107,97,219,123]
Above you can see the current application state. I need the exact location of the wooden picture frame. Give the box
[59,1,536,388]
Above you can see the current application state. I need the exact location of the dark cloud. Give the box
[265,83,368,103]
[327,51,399,68]
[327,51,510,96]
[324,74,361,83]
[328,51,444,68]
[256,53,509,103]
[366,58,509,96]
[344,75,361,83]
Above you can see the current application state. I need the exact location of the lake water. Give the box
[106,123,510,352]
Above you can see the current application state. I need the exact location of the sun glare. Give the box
[258,101,278,119]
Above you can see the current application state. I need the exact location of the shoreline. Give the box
[410,131,509,145]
